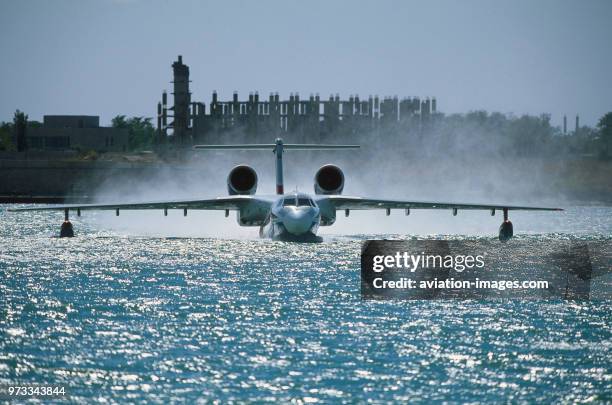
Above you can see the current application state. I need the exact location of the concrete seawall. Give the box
[0,159,199,201]
[1,157,611,205]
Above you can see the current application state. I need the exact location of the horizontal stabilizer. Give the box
[284,144,359,150]
[193,144,359,150]
[193,144,275,150]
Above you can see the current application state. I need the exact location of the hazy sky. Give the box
[1,0,610,127]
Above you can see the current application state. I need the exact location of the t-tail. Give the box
[193,138,360,194]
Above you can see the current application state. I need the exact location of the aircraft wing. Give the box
[317,196,563,212]
[7,195,269,212]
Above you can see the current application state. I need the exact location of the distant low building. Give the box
[26,115,128,152]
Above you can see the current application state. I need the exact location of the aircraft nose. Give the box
[283,208,315,235]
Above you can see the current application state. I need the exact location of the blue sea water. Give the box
[1,205,611,403]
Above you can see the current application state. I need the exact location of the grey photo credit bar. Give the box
[361,240,612,300]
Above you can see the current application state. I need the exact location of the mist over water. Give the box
[82,131,598,239]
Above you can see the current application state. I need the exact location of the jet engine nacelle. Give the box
[314,164,344,195]
[227,165,258,195]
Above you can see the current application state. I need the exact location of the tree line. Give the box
[0,110,611,160]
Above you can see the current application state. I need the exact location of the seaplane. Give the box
[8,138,562,242]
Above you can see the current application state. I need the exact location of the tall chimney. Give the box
[575,115,579,134]
[172,55,190,143]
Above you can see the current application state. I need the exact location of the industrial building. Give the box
[26,115,129,152]
[156,56,438,145]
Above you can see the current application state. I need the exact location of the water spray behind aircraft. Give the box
[9,138,562,242]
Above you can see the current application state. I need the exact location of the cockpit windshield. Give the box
[298,198,314,207]
[283,197,315,207]
[283,198,296,207]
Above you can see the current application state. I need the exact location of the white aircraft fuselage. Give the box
[260,193,322,242]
